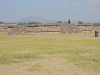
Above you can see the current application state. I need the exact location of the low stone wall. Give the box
[0,28,4,32]
[25,24,61,34]
[60,24,82,33]
[77,24,93,32]
[0,23,17,32]
[8,24,61,35]
[7,23,93,35]
[26,31,60,35]
[93,26,100,29]
[0,23,17,27]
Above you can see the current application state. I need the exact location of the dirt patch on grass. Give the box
[12,59,25,62]
[0,55,100,75]
[0,33,100,75]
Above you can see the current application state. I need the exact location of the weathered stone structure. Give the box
[0,28,4,32]
[0,23,17,32]
[7,23,93,35]
[0,23,17,27]
[93,26,100,29]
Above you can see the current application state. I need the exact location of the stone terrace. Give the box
[7,23,93,35]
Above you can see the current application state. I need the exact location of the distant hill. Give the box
[12,15,57,24]
[10,15,77,24]
[5,15,94,24]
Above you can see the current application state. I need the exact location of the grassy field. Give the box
[0,29,100,75]
[0,32,7,35]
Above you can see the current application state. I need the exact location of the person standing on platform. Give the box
[68,19,70,24]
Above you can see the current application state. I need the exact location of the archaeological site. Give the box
[0,23,93,35]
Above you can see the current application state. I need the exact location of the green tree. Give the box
[17,22,23,25]
[78,21,83,24]
[56,21,62,23]
[59,21,61,23]
[0,21,4,23]
[27,21,41,25]
[23,22,26,25]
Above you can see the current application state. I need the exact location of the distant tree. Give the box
[87,23,92,24]
[0,21,4,23]
[27,21,41,25]
[56,21,58,23]
[17,22,23,25]
[0,21,2,23]
[93,23,100,26]
[23,22,26,25]
[78,21,83,24]
[59,21,62,23]
[56,21,62,23]
[17,22,27,25]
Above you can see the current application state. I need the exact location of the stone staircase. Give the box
[7,25,26,35]
[60,24,82,33]
[0,28,4,32]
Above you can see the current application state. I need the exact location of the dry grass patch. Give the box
[27,63,43,71]
[0,32,7,35]
[0,31,100,75]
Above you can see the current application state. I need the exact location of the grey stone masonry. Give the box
[93,26,100,29]
[0,28,4,32]
[60,23,82,33]
[7,23,93,35]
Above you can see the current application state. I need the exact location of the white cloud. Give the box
[60,0,66,2]
[85,0,100,4]
[72,1,80,6]
[62,5,69,9]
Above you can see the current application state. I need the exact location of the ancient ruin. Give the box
[6,23,93,35]
[0,23,17,32]
[0,23,93,35]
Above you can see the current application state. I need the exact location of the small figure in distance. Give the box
[68,19,70,24]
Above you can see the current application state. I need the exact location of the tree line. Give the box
[17,21,42,25]
[1,20,100,26]
[0,21,4,24]
[93,23,100,26]
[0,21,16,24]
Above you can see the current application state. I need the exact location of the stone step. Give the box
[60,24,82,33]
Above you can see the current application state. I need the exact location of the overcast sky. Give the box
[0,0,100,23]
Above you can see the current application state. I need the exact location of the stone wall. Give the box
[25,24,61,34]
[7,23,93,35]
[0,23,17,32]
[60,23,93,33]
[78,24,93,32]
[0,23,17,27]
[60,23,82,33]
[7,25,26,35]
[0,28,4,32]
[7,24,61,35]
[93,26,100,29]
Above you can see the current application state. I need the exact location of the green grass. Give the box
[0,32,7,35]
[93,29,100,32]
[0,30,100,72]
